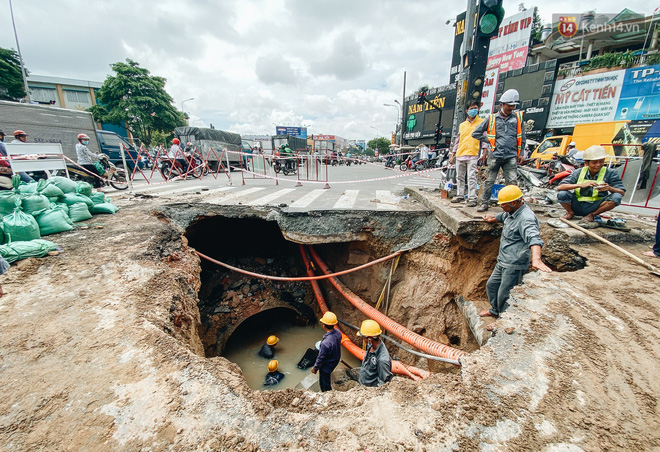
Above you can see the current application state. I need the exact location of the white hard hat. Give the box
[499,89,520,105]
[569,141,576,147]
[583,145,608,161]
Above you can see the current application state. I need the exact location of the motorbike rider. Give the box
[279,143,295,171]
[412,144,429,165]
[75,133,104,188]
[167,138,187,173]
[9,130,35,183]
[385,147,396,168]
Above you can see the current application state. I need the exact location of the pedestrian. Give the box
[556,146,626,227]
[75,133,104,189]
[450,99,488,207]
[480,185,552,331]
[311,311,342,392]
[358,319,392,387]
[472,89,526,212]
[642,214,659,259]
[264,360,285,386]
[8,130,35,183]
[258,335,278,359]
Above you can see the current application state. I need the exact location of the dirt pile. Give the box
[0,197,658,451]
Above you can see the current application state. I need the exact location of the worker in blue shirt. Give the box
[311,311,342,392]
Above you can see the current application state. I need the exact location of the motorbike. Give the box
[384,155,396,168]
[158,152,209,180]
[63,154,128,190]
[399,153,430,171]
[274,156,297,175]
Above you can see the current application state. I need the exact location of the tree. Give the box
[367,137,391,155]
[89,59,186,146]
[0,47,27,101]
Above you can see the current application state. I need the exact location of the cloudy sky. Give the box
[1,0,654,141]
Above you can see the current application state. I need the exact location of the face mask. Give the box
[467,108,479,117]
[82,140,89,145]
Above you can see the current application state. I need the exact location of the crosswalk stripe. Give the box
[156,185,206,196]
[333,190,359,209]
[213,187,265,203]
[202,186,237,195]
[375,190,400,210]
[289,189,327,208]
[248,188,297,206]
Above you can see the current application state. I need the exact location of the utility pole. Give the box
[400,71,406,146]
[9,0,30,103]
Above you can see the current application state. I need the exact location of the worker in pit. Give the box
[311,311,342,392]
[450,99,489,207]
[480,185,552,331]
[358,319,392,387]
[472,89,526,212]
[556,146,626,228]
[258,335,279,359]
[264,360,285,386]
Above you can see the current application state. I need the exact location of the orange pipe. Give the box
[308,245,467,363]
[299,245,428,380]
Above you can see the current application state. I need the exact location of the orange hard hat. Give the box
[172,138,180,145]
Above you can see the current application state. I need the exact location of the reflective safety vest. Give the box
[575,166,606,202]
[486,111,524,155]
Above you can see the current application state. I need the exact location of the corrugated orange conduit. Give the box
[307,245,467,364]
[299,245,429,380]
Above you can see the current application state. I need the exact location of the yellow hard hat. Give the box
[268,360,278,372]
[497,185,523,204]
[267,335,279,346]
[583,145,608,161]
[358,319,382,337]
[320,311,338,325]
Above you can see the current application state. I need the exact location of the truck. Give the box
[530,120,655,161]
[0,100,142,170]
[174,126,242,170]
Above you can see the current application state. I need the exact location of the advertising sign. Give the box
[546,70,625,128]
[450,12,467,84]
[275,126,307,138]
[479,67,500,115]
[486,9,534,72]
[615,64,660,121]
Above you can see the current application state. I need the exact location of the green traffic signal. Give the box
[478,2,505,37]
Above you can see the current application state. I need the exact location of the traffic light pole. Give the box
[451,0,478,140]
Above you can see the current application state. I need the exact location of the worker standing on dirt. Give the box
[264,360,285,386]
[450,99,487,207]
[556,146,626,228]
[472,89,526,212]
[258,335,279,359]
[358,319,392,387]
[311,311,342,392]
[480,185,552,331]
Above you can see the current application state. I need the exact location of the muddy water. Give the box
[223,322,361,391]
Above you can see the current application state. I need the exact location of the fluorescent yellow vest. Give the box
[456,116,484,157]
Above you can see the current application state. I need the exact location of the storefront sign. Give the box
[615,64,660,121]
[486,9,534,73]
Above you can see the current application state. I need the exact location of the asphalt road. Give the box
[106,161,447,211]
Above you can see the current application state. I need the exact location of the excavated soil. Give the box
[0,195,659,451]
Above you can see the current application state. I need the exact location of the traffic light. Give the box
[477,0,505,37]
[417,91,426,105]
[465,37,490,102]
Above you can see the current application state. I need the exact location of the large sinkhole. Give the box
[185,215,488,390]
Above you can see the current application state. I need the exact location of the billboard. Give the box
[403,85,456,141]
[450,12,467,84]
[546,70,625,128]
[275,126,307,138]
[480,68,500,115]
[486,9,534,72]
[615,65,660,121]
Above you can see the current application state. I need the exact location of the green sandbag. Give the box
[38,180,65,198]
[61,192,94,208]
[3,199,40,242]
[17,183,38,194]
[89,202,118,214]
[48,196,60,203]
[55,203,69,215]
[21,193,50,215]
[90,192,108,204]
[48,176,78,194]
[68,202,92,222]
[76,181,93,197]
[0,239,57,263]
[0,222,5,245]
[35,206,74,235]
[0,192,21,215]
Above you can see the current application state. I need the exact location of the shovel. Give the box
[560,218,660,277]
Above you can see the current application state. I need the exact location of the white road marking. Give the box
[375,190,400,210]
[248,188,297,206]
[213,187,266,203]
[289,189,327,208]
[202,186,237,195]
[156,185,206,196]
[333,190,359,209]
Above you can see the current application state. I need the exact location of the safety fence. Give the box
[601,143,660,211]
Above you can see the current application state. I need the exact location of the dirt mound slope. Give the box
[0,197,658,451]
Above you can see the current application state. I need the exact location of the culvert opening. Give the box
[184,214,500,389]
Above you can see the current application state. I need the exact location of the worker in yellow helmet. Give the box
[311,311,342,392]
[258,335,279,359]
[264,360,284,386]
[480,185,552,330]
[358,319,392,387]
